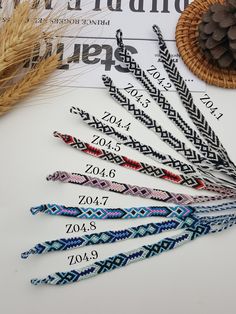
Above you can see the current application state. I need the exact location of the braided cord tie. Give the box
[194,201,236,213]
[46,171,236,205]
[115,29,227,171]
[152,25,236,177]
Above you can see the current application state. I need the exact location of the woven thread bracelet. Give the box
[70,107,200,176]
[102,75,229,175]
[116,28,235,179]
[22,26,236,287]
[26,215,236,286]
[70,107,236,189]
[46,171,236,205]
[28,227,207,285]
[21,214,236,260]
[22,216,195,259]
[53,131,234,195]
[152,25,236,175]
[30,201,236,220]
[102,75,212,171]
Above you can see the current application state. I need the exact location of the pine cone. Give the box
[198,0,236,69]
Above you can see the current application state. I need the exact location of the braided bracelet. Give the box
[116,29,235,178]
[102,75,212,171]
[70,107,236,189]
[102,76,236,187]
[53,131,234,195]
[25,213,236,286]
[24,219,216,286]
[22,26,236,287]
[54,131,206,190]
[152,25,236,175]
[22,216,195,259]
[46,171,236,205]
[30,201,236,220]
[70,107,200,176]
[21,214,236,260]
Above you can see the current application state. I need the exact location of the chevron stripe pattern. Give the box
[71,107,201,175]
[30,222,210,285]
[22,217,197,258]
[46,171,236,204]
[115,30,230,171]
[152,25,236,178]
[102,76,208,167]
[30,204,196,220]
[54,131,208,190]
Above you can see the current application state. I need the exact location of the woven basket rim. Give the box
[176,0,236,89]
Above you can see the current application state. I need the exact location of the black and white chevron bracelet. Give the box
[102,75,212,171]
[152,24,236,176]
[115,29,236,179]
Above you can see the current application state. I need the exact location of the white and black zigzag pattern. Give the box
[115,30,230,172]
[102,75,211,168]
[152,25,236,177]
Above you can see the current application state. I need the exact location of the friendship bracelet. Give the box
[30,204,196,219]
[102,75,213,171]
[70,107,200,176]
[46,171,236,205]
[28,221,212,285]
[30,201,236,220]
[53,131,234,195]
[116,28,236,181]
[115,29,227,172]
[70,107,236,189]
[21,213,236,260]
[101,77,211,170]
[152,25,236,175]
[22,26,236,287]
[22,217,195,259]
[27,211,236,286]
[54,131,207,190]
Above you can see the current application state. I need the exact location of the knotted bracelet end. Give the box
[116,29,124,48]
[21,249,36,259]
[30,206,44,215]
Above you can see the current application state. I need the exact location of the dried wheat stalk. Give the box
[0,54,61,116]
[0,1,61,116]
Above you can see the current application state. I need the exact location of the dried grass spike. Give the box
[0,54,61,116]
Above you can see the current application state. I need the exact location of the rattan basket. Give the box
[176,0,236,88]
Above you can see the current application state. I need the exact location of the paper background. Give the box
[1,0,205,90]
